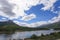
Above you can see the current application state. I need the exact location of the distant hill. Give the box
[0,20,13,26]
[0,20,32,31]
[0,20,60,32]
[46,22,60,28]
[0,20,50,32]
[37,21,60,30]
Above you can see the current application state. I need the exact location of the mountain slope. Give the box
[38,21,60,30]
[0,20,31,31]
[0,20,60,32]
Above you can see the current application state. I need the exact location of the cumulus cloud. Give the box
[0,0,15,18]
[13,20,29,27]
[48,12,60,23]
[13,11,60,27]
[21,13,36,21]
[27,21,48,27]
[0,0,60,27]
[8,0,39,20]
[13,20,48,27]
[0,0,57,18]
[41,0,57,10]
[8,0,57,19]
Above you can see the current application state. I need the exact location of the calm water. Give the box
[0,30,60,40]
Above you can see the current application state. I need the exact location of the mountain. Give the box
[0,20,60,32]
[0,20,39,31]
[0,20,49,32]
[0,20,33,34]
[37,21,60,30]
[0,20,13,26]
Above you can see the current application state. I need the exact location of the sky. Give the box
[0,0,60,27]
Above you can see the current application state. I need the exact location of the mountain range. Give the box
[0,20,60,31]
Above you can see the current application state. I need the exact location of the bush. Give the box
[30,34,38,39]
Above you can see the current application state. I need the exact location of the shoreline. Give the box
[0,30,60,34]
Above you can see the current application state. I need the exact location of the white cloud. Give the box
[27,21,48,27]
[41,0,57,10]
[13,11,60,27]
[0,0,60,27]
[0,0,57,19]
[13,20,29,27]
[13,20,49,27]
[8,0,40,20]
[0,0,16,19]
[9,0,60,27]
[21,13,36,21]
[48,12,60,23]
[7,0,57,19]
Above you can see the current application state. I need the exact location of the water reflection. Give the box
[0,30,60,40]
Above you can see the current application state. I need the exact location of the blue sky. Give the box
[14,0,60,24]
[0,16,9,21]
[0,0,60,27]
[53,0,60,11]
[24,4,58,23]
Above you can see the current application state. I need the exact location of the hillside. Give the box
[0,20,33,31]
[0,20,60,34]
[0,20,49,34]
[39,22,60,29]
